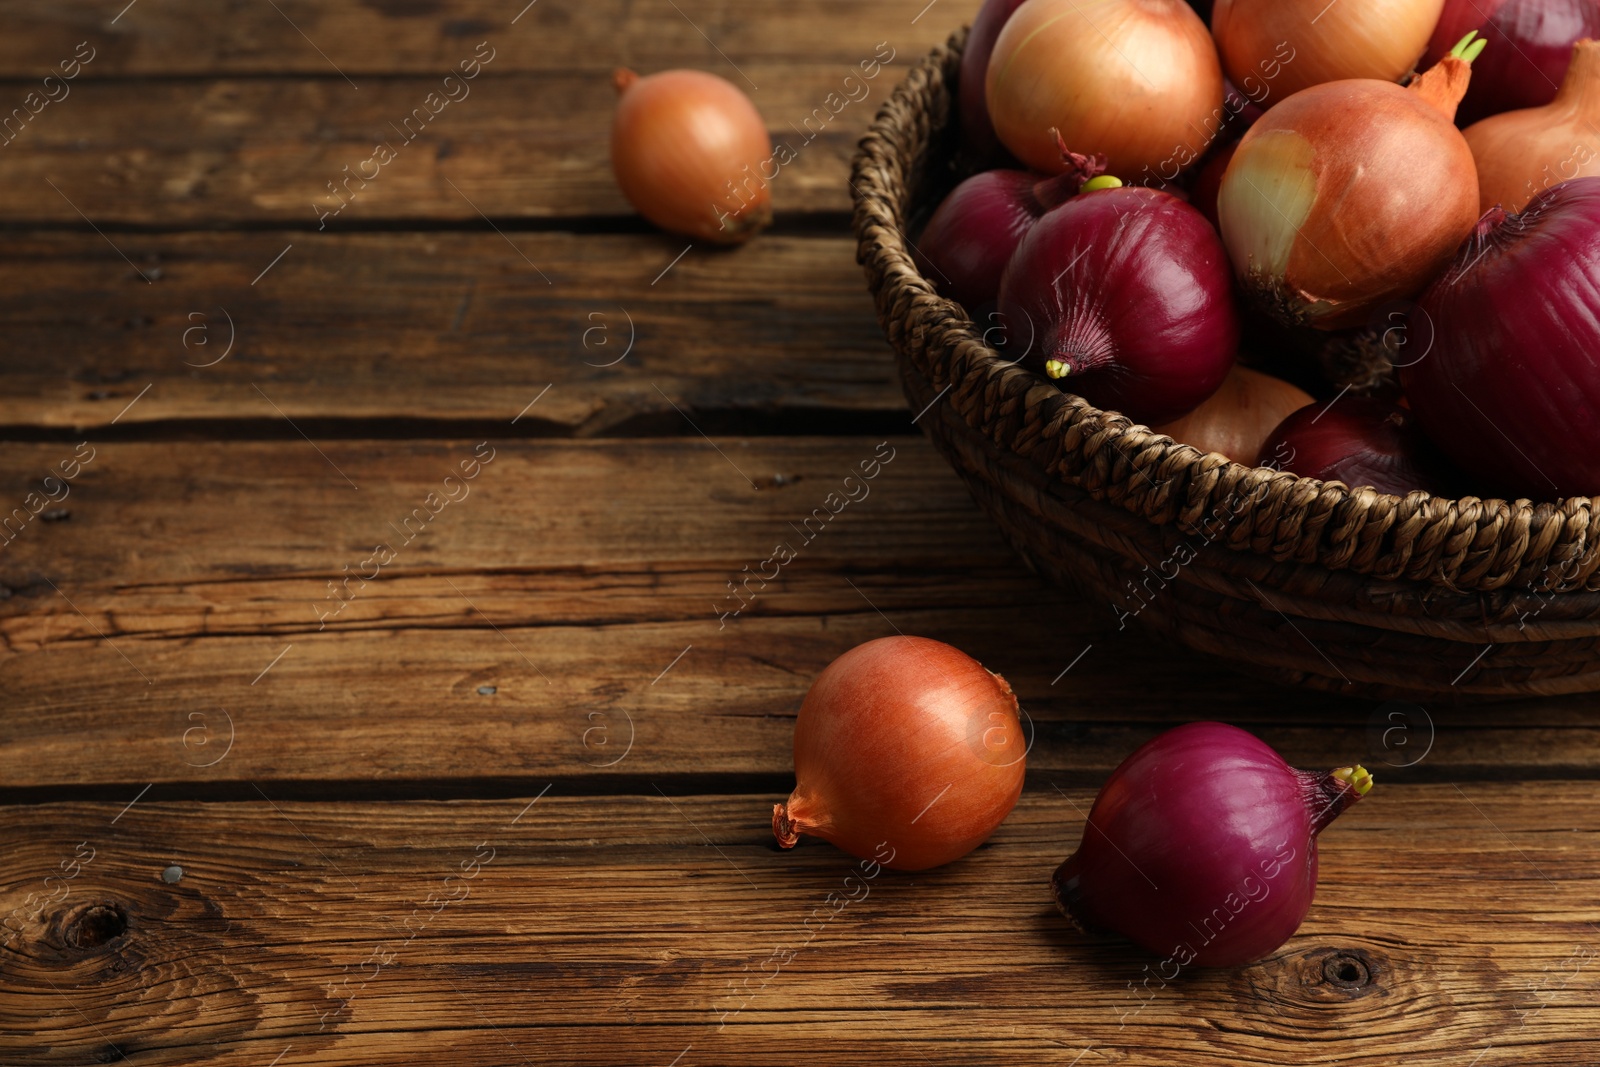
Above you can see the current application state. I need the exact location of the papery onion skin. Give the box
[1402,179,1600,498]
[986,0,1223,178]
[1257,396,1451,495]
[1216,69,1480,329]
[913,150,1102,308]
[1000,185,1239,424]
[610,68,773,243]
[1052,722,1372,967]
[959,0,1033,163]
[1425,0,1600,124]
[1465,39,1600,213]
[1212,0,1444,103]
[773,636,1027,872]
[1154,365,1313,463]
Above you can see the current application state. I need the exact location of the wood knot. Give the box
[1322,952,1371,988]
[62,902,129,951]
[1300,946,1383,999]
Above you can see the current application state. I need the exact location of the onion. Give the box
[610,68,772,243]
[1190,140,1238,230]
[958,0,1033,163]
[1153,365,1314,463]
[1258,396,1451,495]
[1052,722,1372,967]
[1212,0,1444,103]
[998,183,1239,425]
[773,637,1026,871]
[914,143,1105,308]
[1465,39,1600,213]
[985,0,1223,178]
[1424,0,1600,123]
[1402,179,1600,497]
[1216,38,1484,329]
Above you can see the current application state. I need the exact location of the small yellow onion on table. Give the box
[610,68,773,243]
[985,0,1223,179]
[1465,38,1600,213]
[1211,0,1445,103]
[772,637,1027,871]
[1216,35,1485,329]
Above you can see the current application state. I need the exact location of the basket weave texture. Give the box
[850,31,1600,699]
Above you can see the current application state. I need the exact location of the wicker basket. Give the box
[850,31,1600,700]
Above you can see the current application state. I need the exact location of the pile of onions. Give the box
[773,637,1027,871]
[1425,0,1600,123]
[611,68,772,243]
[986,0,1223,178]
[1052,722,1372,967]
[958,0,1033,163]
[1258,396,1450,496]
[1154,365,1313,463]
[1216,38,1483,329]
[1465,39,1600,213]
[914,143,1104,309]
[1402,178,1600,497]
[998,182,1239,425]
[1213,0,1444,104]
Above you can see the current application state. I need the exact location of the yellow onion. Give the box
[1212,0,1444,103]
[985,0,1223,178]
[1216,37,1483,329]
[610,68,772,243]
[1465,39,1600,213]
[1153,365,1314,463]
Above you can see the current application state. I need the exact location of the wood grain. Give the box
[0,232,901,432]
[3,789,1596,1065]
[1,438,1593,793]
[0,0,963,76]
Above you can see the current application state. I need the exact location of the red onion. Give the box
[1053,722,1373,967]
[1402,179,1600,498]
[998,184,1239,425]
[958,0,1032,163]
[1258,396,1451,496]
[1424,0,1600,124]
[914,147,1104,309]
[773,637,1027,871]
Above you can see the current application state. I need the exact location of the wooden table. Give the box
[2,3,1596,1064]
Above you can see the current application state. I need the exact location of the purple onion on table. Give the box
[997,182,1238,425]
[1401,178,1600,498]
[1053,722,1373,968]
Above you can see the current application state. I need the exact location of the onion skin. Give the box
[773,637,1026,872]
[1052,722,1372,968]
[1402,180,1600,498]
[959,0,1033,163]
[1216,69,1480,329]
[1257,397,1451,495]
[1154,365,1313,463]
[1425,0,1600,124]
[913,153,1101,308]
[986,0,1223,178]
[1465,39,1600,213]
[1212,0,1444,103]
[999,186,1239,425]
[610,68,772,244]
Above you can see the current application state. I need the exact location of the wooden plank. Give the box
[1,0,960,76]
[3,789,1597,1065]
[1,437,1595,791]
[0,68,879,223]
[0,232,900,432]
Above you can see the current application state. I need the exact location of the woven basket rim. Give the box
[849,29,1600,597]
